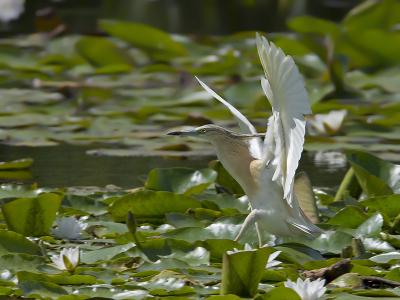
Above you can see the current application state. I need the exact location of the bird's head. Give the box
[168,124,264,146]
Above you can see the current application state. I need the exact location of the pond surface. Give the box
[0,144,348,189]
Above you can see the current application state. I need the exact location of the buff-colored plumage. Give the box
[168,34,323,245]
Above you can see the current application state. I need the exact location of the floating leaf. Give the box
[343,0,400,31]
[0,254,46,273]
[75,36,133,72]
[221,247,274,297]
[162,216,274,246]
[16,271,98,285]
[336,29,400,67]
[261,286,301,300]
[0,158,33,170]
[145,168,217,195]
[369,252,400,263]
[0,229,41,256]
[19,280,68,298]
[328,273,363,287]
[288,16,339,38]
[275,243,324,265]
[2,193,62,236]
[353,212,383,239]
[282,231,353,254]
[328,206,369,229]
[360,194,400,218]
[100,20,187,57]
[346,150,400,197]
[108,190,202,222]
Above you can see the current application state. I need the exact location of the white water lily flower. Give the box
[227,243,255,255]
[50,216,88,239]
[307,109,347,136]
[284,278,326,300]
[265,250,281,269]
[0,0,24,23]
[50,247,81,272]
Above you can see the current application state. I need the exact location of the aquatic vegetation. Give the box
[0,151,398,298]
[50,247,81,272]
[50,216,88,239]
[284,278,326,300]
[0,1,400,298]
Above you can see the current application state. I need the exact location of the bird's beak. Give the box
[167,129,200,136]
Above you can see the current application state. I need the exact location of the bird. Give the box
[168,34,323,246]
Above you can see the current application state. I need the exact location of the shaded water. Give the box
[0,144,348,189]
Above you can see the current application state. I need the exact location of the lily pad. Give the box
[347,150,400,197]
[75,36,133,72]
[360,195,400,218]
[145,168,217,195]
[100,20,187,57]
[0,158,33,170]
[2,193,62,236]
[108,190,203,222]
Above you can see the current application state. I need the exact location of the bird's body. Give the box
[168,34,323,245]
[191,124,322,241]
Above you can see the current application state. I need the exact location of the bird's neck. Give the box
[212,137,258,193]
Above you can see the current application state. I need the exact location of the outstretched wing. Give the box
[256,33,312,207]
[196,77,263,159]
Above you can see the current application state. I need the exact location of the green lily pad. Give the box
[145,168,217,195]
[353,212,383,239]
[328,206,369,229]
[275,243,324,265]
[0,158,33,170]
[384,267,400,282]
[282,231,353,254]
[75,36,133,72]
[261,286,301,300]
[109,190,203,222]
[166,213,204,228]
[19,280,68,298]
[81,243,135,264]
[2,193,62,237]
[369,252,400,263]
[360,194,400,218]
[16,271,98,285]
[288,16,339,38]
[347,150,400,197]
[0,229,42,256]
[162,216,274,246]
[0,254,46,273]
[329,273,363,287]
[221,247,274,297]
[100,20,187,57]
[62,194,109,216]
[195,194,249,214]
[343,0,400,31]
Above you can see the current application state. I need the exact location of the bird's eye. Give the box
[200,129,207,134]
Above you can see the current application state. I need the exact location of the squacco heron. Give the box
[168,34,323,245]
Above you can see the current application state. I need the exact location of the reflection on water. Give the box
[0,144,348,189]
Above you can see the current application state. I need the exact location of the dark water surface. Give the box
[0,144,348,189]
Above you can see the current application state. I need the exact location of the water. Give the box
[0,144,348,189]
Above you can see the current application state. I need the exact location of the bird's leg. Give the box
[255,222,263,248]
[234,209,260,242]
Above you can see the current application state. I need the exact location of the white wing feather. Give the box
[195,76,263,159]
[256,33,312,207]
